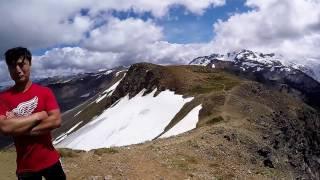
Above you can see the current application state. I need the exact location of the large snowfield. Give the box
[56,89,201,151]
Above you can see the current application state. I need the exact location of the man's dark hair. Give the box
[4,47,32,66]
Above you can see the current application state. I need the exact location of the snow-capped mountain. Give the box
[189,49,320,83]
[189,49,320,109]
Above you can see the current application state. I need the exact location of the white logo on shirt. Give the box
[12,96,38,117]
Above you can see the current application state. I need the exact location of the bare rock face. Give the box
[111,63,163,99]
[232,83,320,179]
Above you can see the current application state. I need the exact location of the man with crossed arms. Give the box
[0,47,66,179]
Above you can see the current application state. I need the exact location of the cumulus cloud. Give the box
[0,0,225,83]
[211,0,320,60]
[0,62,10,83]
[28,42,208,80]
[0,1,93,55]
[0,40,212,82]
[31,47,120,78]
[0,0,225,54]
[84,0,226,17]
[83,17,163,53]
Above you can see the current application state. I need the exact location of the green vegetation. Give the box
[206,116,224,125]
[255,168,280,177]
[58,148,84,158]
[187,140,200,149]
[190,72,241,94]
[93,148,119,156]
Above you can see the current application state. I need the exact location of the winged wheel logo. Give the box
[12,96,38,117]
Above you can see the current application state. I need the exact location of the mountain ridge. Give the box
[0,61,319,179]
[47,63,320,178]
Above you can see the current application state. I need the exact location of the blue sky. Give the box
[0,0,320,83]
[160,0,251,43]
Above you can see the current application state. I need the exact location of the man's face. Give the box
[8,57,31,84]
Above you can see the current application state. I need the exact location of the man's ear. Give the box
[26,59,31,66]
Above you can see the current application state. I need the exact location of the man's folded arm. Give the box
[29,109,62,136]
[0,111,48,136]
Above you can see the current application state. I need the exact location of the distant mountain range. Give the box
[190,49,320,83]
[190,49,320,109]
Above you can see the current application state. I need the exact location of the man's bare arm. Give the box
[0,111,48,136]
[29,109,61,136]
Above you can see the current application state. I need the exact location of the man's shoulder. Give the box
[0,87,12,97]
[31,83,53,95]
[32,83,50,91]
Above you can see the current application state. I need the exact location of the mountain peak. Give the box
[190,49,320,83]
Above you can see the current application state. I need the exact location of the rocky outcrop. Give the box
[228,82,320,179]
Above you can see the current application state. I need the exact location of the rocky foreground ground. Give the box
[0,123,298,180]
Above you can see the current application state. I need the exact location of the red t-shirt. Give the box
[0,83,60,173]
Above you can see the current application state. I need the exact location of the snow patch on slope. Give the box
[53,121,83,145]
[95,74,126,103]
[56,89,194,151]
[160,104,202,138]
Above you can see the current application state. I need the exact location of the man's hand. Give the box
[34,111,49,122]
[29,109,61,136]
[6,111,16,119]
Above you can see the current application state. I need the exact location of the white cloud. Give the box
[140,41,211,64]
[83,17,163,53]
[0,61,10,83]
[0,0,224,82]
[85,0,226,17]
[18,16,209,81]
[0,0,225,54]
[30,47,121,79]
[0,41,209,82]
[211,0,320,60]
[0,1,93,54]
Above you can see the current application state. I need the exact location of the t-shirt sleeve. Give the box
[45,88,60,111]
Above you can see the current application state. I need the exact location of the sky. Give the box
[0,0,320,83]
